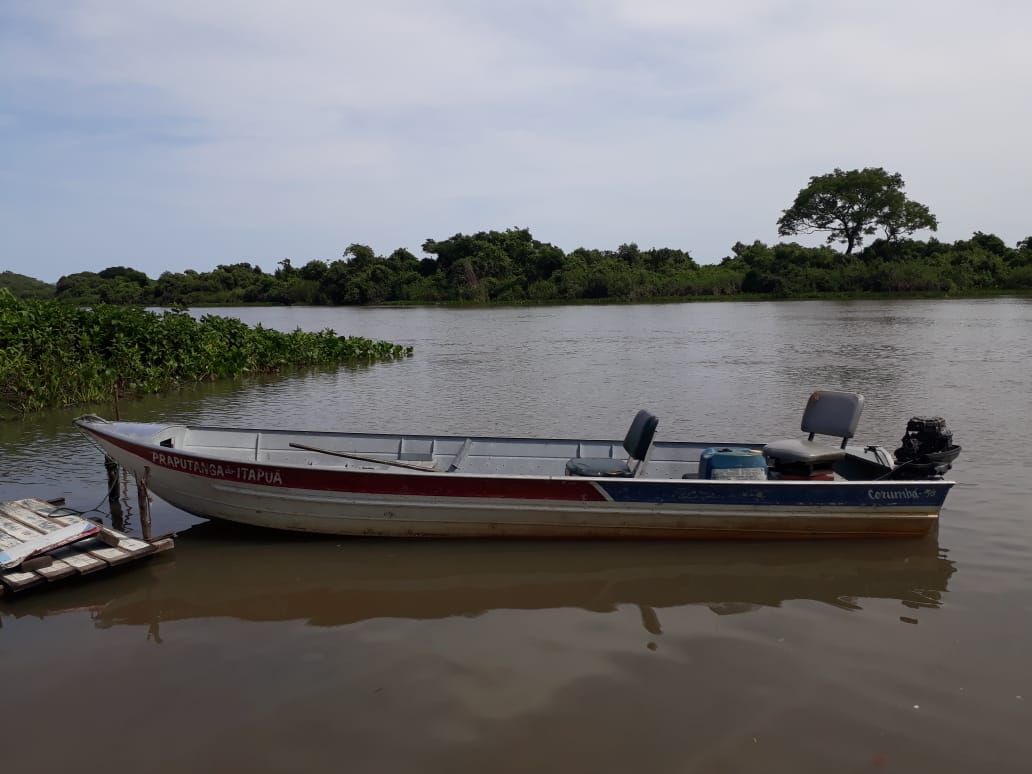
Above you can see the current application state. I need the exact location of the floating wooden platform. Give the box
[0,498,173,596]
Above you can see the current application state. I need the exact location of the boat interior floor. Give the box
[160,426,893,482]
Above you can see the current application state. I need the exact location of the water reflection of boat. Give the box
[4,524,954,632]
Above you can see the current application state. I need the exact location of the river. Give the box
[1,298,1030,772]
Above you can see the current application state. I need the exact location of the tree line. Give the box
[6,168,1030,305]
[40,228,1032,307]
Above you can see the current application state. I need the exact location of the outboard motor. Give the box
[892,416,961,479]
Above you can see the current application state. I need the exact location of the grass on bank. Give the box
[0,291,412,418]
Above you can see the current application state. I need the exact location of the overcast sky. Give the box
[2,0,1030,282]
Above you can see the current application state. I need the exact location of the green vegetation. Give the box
[1,271,56,300]
[14,165,1025,416]
[39,227,1032,306]
[0,290,412,417]
[777,167,938,255]
[4,168,1029,306]
[46,233,736,306]
[733,233,1032,295]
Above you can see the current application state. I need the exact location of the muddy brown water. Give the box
[2,299,1030,773]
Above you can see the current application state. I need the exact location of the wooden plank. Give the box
[79,541,134,566]
[54,529,157,572]
[0,498,175,594]
[0,503,107,582]
[0,533,58,586]
[20,498,158,551]
[98,527,154,556]
[32,557,78,582]
[289,442,437,471]
[0,500,82,534]
[49,545,108,574]
[1,569,44,593]
[8,498,65,513]
[20,555,55,571]
[10,498,82,527]
[0,521,101,570]
[0,513,44,542]
[0,531,22,550]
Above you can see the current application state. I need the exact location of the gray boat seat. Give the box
[764,390,864,470]
[566,410,659,477]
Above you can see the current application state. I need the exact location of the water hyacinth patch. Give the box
[0,291,412,417]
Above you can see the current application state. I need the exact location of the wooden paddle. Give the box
[288,442,437,472]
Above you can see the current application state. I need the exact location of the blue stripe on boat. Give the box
[597,481,951,507]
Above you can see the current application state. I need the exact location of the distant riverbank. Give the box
[6,229,1029,309]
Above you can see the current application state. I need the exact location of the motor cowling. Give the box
[892,416,961,479]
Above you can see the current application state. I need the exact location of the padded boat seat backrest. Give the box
[566,410,659,477]
[763,390,865,469]
[624,409,659,461]
[799,390,864,448]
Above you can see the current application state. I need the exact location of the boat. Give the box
[74,390,961,540]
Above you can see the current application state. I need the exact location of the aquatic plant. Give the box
[0,291,412,416]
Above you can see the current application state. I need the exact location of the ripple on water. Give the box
[3,299,1032,773]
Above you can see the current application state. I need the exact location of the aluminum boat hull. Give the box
[75,418,953,539]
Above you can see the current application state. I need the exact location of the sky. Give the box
[2,0,1030,283]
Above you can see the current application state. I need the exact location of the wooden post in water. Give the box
[104,456,125,529]
[112,383,121,421]
[136,465,152,542]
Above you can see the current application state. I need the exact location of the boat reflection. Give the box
[1,524,956,635]
[6,523,950,634]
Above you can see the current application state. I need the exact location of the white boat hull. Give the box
[76,418,952,540]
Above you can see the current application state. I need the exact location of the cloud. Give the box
[2,0,1031,281]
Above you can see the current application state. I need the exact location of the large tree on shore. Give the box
[777,167,938,255]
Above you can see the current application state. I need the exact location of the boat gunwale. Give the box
[75,418,956,488]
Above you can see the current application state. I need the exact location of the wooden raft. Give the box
[0,498,173,596]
